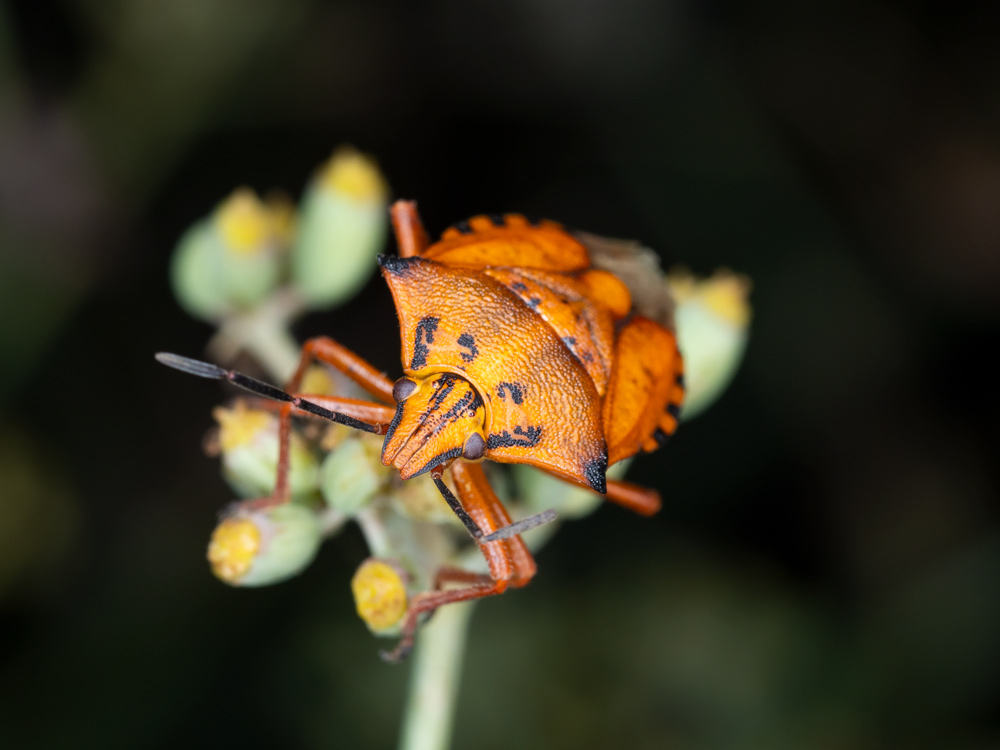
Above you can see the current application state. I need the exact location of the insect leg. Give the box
[381,462,537,662]
[451,462,537,589]
[157,352,388,510]
[603,479,662,516]
[430,465,558,543]
[390,200,430,258]
[289,337,396,403]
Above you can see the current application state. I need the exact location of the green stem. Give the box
[208,287,304,379]
[398,602,476,750]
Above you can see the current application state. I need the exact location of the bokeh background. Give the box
[3,1,1000,748]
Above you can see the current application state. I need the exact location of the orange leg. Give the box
[233,338,397,509]
[390,200,430,258]
[380,461,537,662]
[604,479,662,516]
[287,336,396,403]
[539,469,663,517]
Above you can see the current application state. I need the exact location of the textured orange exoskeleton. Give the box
[160,201,684,661]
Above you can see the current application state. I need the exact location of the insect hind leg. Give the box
[380,462,537,662]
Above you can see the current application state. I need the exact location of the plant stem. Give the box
[398,602,476,750]
[208,287,304,379]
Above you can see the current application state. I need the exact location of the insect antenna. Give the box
[430,469,557,542]
[482,509,557,542]
[155,352,383,434]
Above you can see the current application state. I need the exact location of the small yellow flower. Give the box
[670,269,752,327]
[213,403,320,500]
[320,148,388,202]
[213,402,272,453]
[207,504,322,587]
[207,517,261,583]
[215,189,273,255]
[352,558,408,631]
[292,147,389,310]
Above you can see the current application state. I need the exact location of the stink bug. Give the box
[158,201,684,661]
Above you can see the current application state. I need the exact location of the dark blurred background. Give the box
[2,1,999,748]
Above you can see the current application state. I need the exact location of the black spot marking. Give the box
[452,220,473,234]
[582,352,594,363]
[377,254,418,274]
[651,428,671,448]
[496,381,525,405]
[486,425,542,449]
[457,333,478,362]
[675,373,685,387]
[583,455,608,494]
[511,282,528,292]
[412,316,439,370]
[666,403,682,420]
[439,390,479,423]
[488,213,506,226]
[562,336,577,348]
[528,297,541,308]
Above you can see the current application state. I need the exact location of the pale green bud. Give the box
[213,402,319,500]
[207,503,321,587]
[390,474,464,526]
[514,460,632,520]
[319,435,391,515]
[170,189,287,322]
[669,269,752,419]
[291,148,389,309]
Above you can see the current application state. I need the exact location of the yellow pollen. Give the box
[321,148,388,201]
[699,272,752,327]
[213,402,272,453]
[351,559,407,630]
[208,517,261,583]
[216,189,272,255]
[669,269,752,327]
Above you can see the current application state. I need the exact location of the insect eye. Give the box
[462,432,487,461]
[392,377,418,403]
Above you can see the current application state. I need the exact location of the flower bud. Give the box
[319,435,391,516]
[214,402,319,500]
[299,365,337,397]
[351,558,408,633]
[391,474,464,525]
[514,460,632,521]
[208,503,322,586]
[291,147,389,309]
[669,269,752,420]
[170,189,289,322]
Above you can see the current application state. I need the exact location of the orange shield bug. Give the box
[158,201,684,661]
